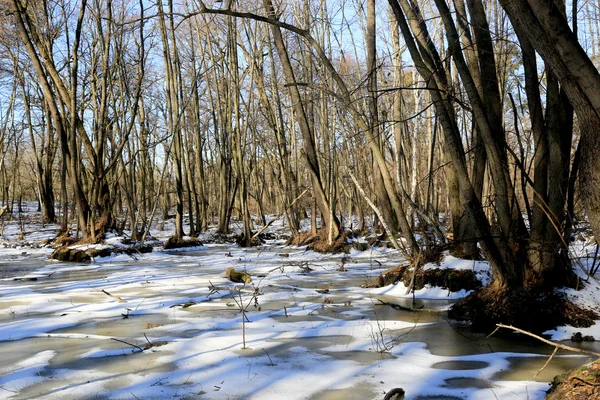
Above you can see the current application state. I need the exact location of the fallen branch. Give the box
[489,324,600,357]
[91,289,126,303]
[570,376,600,387]
[111,338,144,352]
[376,299,438,313]
[489,323,600,377]
[536,347,558,377]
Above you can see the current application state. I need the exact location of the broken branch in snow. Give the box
[90,289,126,303]
[536,347,559,377]
[111,338,144,352]
[111,337,168,353]
[169,300,197,308]
[490,324,600,357]
[489,323,600,377]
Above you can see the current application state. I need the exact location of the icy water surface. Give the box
[0,244,597,399]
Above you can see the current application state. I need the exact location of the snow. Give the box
[370,281,474,301]
[543,238,600,341]
[0,212,597,399]
[0,351,56,395]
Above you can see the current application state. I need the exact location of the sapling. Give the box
[230,283,261,349]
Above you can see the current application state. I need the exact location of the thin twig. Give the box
[487,326,500,338]
[535,346,558,377]
[262,348,276,366]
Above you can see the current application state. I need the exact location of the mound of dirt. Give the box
[85,247,113,258]
[163,236,203,250]
[449,286,598,333]
[286,230,320,246]
[546,358,600,400]
[369,264,482,293]
[113,244,153,255]
[51,242,153,262]
[50,247,92,263]
[53,235,78,248]
[286,230,353,254]
[307,231,352,254]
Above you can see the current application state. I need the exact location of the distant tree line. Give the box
[2,0,600,317]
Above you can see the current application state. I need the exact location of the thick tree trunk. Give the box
[389,0,523,288]
[499,0,600,247]
[263,0,341,239]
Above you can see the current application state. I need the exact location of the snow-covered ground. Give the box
[544,238,600,341]
[0,212,598,399]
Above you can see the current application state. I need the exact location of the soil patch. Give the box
[449,286,598,333]
[368,265,482,293]
[546,358,600,400]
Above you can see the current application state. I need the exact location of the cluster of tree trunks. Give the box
[2,0,600,315]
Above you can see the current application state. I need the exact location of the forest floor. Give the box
[1,207,600,399]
